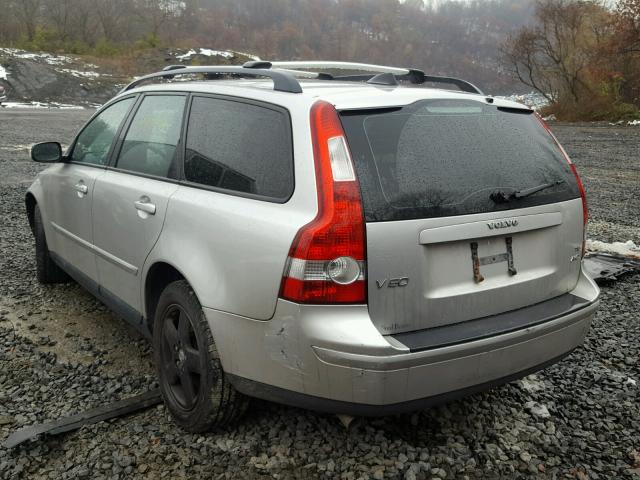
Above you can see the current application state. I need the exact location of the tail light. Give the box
[536,114,588,255]
[279,100,367,304]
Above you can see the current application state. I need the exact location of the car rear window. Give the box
[340,99,581,222]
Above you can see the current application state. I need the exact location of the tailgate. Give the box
[366,200,583,334]
[339,97,585,335]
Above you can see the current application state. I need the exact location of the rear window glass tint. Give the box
[184,96,293,200]
[340,99,580,222]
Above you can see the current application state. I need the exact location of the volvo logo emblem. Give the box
[487,219,518,230]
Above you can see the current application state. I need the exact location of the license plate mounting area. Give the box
[470,237,517,283]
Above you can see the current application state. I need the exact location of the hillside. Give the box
[0,47,259,106]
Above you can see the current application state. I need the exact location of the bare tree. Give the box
[501,0,614,103]
[44,0,73,41]
[617,0,640,54]
[71,0,98,45]
[92,0,130,42]
[11,0,42,42]
[134,0,186,44]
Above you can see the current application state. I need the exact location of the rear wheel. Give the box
[153,280,248,431]
[34,204,69,284]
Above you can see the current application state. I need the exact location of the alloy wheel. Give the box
[160,304,202,410]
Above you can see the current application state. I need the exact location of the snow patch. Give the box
[199,48,234,58]
[0,48,72,66]
[234,50,261,61]
[1,101,85,110]
[44,55,72,65]
[586,239,640,258]
[0,65,7,80]
[175,49,197,61]
[175,48,243,61]
[60,68,102,79]
[628,119,640,126]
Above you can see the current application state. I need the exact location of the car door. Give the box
[91,94,186,316]
[42,97,136,283]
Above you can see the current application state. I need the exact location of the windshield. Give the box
[340,99,580,222]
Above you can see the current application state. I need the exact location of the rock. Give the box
[519,452,532,463]
[0,415,14,425]
[524,401,551,419]
[430,467,447,479]
[518,375,545,393]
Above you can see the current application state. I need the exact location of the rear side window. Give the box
[184,96,293,200]
[340,99,581,222]
[116,95,186,178]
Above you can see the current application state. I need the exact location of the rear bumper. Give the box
[205,270,599,415]
[227,350,575,416]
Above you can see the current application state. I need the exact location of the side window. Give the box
[116,95,186,178]
[184,96,293,200]
[70,98,134,165]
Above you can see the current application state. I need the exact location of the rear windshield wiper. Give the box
[490,181,563,204]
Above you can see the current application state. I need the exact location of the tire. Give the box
[153,280,248,431]
[34,204,69,284]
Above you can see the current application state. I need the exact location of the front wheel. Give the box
[152,280,248,431]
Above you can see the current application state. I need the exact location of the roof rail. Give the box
[122,62,482,96]
[249,60,483,94]
[120,65,303,94]
[270,61,410,75]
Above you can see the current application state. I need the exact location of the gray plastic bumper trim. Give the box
[392,293,591,352]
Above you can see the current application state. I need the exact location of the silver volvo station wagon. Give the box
[26,61,600,431]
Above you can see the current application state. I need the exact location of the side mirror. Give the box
[31,142,63,163]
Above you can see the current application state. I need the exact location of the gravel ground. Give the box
[0,110,638,480]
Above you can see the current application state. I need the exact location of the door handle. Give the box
[74,183,88,194]
[134,200,156,215]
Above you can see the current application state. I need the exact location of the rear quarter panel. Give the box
[141,100,318,320]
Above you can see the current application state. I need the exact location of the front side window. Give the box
[184,96,293,200]
[70,98,134,165]
[116,95,186,178]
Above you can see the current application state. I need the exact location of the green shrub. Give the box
[134,33,161,50]
[17,27,58,52]
[94,39,122,57]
